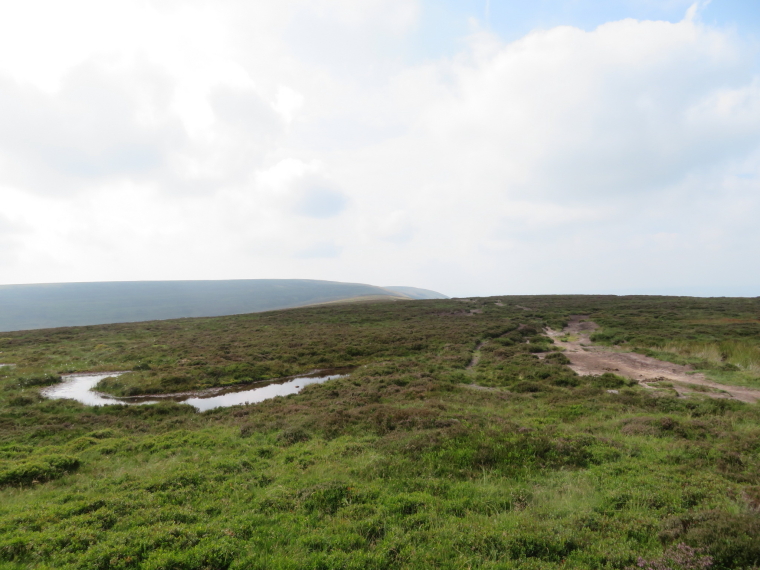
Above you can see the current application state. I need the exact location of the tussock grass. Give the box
[659,340,760,374]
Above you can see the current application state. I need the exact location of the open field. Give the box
[0,295,759,569]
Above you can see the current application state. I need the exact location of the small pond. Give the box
[41,370,350,412]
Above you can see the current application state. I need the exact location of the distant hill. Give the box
[0,279,447,332]
[383,286,449,300]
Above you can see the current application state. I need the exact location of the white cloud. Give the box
[0,1,758,295]
[0,61,185,193]
[296,241,343,259]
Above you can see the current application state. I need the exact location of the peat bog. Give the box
[0,295,759,569]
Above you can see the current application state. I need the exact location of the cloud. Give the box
[295,241,343,259]
[400,19,759,202]
[0,210,26,268]
[210,86,283,137]
[0,1,758,296]
[0,61,185,193]
[373,211,416,244]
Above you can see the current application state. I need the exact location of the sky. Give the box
[0,0,759,297]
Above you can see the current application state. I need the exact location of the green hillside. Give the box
[0,295,759,569]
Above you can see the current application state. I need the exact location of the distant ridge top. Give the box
[0,279,446,332]
[383,286,448,300]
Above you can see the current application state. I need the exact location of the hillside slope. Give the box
[383,286,449,300]
[0,295,758,568]
[0,279,417,331]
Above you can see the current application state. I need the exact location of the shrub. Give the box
[8,395,35,406]
[551,374,580,387]
[303,483,354,515]
[0,455,80,487]
[591,329,630,345]
[425,430,595,476]
[544,352,571,365]
[627,543,713,570]
[142,539,237,570]
[660,511,760,569]
[17,374,60,388]
[277,426,311,445]
[513,382,545,393]
[593,373,629,389]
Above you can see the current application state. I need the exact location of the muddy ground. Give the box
[546,315,760,404]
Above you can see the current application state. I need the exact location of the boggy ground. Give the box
[547,316,760,404]
[0,295,759,569]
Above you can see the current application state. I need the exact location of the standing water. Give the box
[42,372,137,407]
[42,370,349,411]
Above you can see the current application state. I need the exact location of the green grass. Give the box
[557,334,579,343]
[658,340,760,373]
[0,295,758,569]
[629,345,760,390]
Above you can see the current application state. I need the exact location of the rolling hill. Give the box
[382,286,449,300]
[0,279,447,332]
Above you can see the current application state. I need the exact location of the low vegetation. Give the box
[0,295,758,569]
[652,340,760,373]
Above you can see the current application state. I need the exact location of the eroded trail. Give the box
[546,316,760,404]
[467,341,487,370]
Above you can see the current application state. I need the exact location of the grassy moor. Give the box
[1,295,759,569]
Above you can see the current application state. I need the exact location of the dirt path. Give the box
[546,316,760,404]
[467,341,487,370]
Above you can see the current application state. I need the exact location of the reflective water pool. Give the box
[42,372,135,406]
[41,370,349,411]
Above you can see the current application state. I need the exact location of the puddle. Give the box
[41,369,350,411]
[41,372,134,407]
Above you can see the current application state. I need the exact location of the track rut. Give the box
[546,316,760,404]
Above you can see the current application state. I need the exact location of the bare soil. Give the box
[467,341,486,369]
[546,315,760,404]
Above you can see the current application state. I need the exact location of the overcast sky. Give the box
[0,0,758,297]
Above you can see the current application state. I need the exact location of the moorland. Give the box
[0,280,446,332]
[1,295,759,569]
